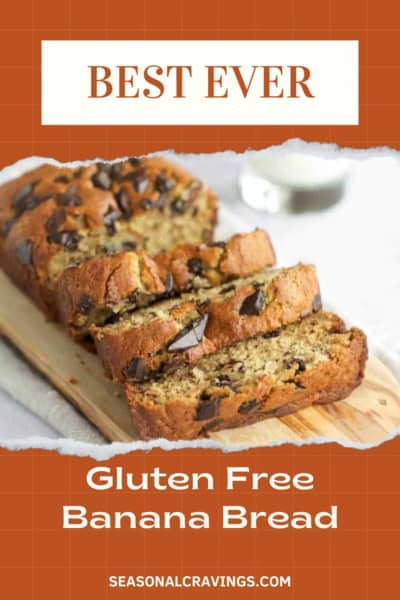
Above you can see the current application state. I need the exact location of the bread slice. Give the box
[91,263,320,382]
[56,230,276,337]
[125,312,368,440]
[0,156,217,316]
[153,228,276,289]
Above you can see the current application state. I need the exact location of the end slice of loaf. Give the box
[55,229,276,337]
[0,156,217,316]
[125,312,368,440]
[91,263,321,382]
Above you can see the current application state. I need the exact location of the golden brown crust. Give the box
[92,263,320,382]
[55,251,166,332]
[56,229,276,337]
[0,156,218,317]
[153,229,276,289]
[125,318,368,440]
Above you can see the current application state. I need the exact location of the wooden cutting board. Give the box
[0,270,400,446]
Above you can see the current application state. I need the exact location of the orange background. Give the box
[0,0,400,167]
[1,442,400,599]
[1,0,400,598]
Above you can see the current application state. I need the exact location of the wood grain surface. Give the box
[0,270,399,445]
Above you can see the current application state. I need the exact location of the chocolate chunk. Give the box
[96,162,113,175]
[110,162,123,180]
[159,359,180,376]
[221,284,236,294]
[238,399,263,414]
[220,284,236,294]
[284,358,306,374]
[164,273,175,295]
[48,230,81,250]
[13,184,46,215]
[15,239,33,266]
[312,293,322,312]
[208,240,226,248]
[73,168,83,178]
[57,192,82,207]
[45,208,66,236]
[263,329,281,339]
[121,240,137,251]
[167,313,209,352]
[187,257,203,275]
[103,206,120,235]
[35,193,53,203]
[214,374,233,387]
[155,174,173,193]
[123,166,143,180]
[128,157,141,166]
[170,197,187,214]
[239,288,265,316]
[13,183,35,208]
[91,169,112,190]
[0,217,18,237]
[115,189,132,218]
[77,294,94,315]
[295,358,306,373]
[134,176,149,194]
[54,175,70,184]
[123,167,148,191]
[140,198,153,210]
[125,357,148,382]
[196,396,221,421]
[14,195,38,214]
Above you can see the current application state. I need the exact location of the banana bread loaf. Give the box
[91,263,321,382]
[0,156,217,316]
[125,312,368,440]
[56,229,276,337]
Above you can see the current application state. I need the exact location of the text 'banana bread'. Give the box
[0,156,217,316]
[92,263,321,382]
[125,312,368,440]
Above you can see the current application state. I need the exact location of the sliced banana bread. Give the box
[56,230,276,337]
[153,228,276,290]
[0,156,217,316]
[125,312,368,440]
[91,263,321,382]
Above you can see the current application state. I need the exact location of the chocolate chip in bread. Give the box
[55,229,276,338]
[125,312,368,440]
[91,263,321,383]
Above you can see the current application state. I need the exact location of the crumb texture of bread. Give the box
[55,229,276,336]
[92,263,321,382]
[0,156,218,316]
[125,312,368,440]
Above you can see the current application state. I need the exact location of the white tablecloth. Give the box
[0,148,399,441]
